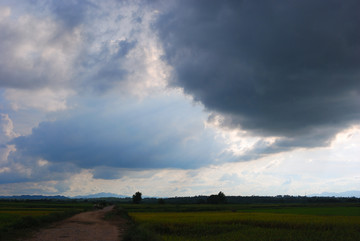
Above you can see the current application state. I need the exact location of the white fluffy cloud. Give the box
[5,88,73,112]
[0,114,17,165]
[0,6,81,90]
[0,113,18,141]
[0,1,170,112]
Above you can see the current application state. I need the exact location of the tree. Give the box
[218,191,227,203]
[132,191,142,204]
[207,191,227,204]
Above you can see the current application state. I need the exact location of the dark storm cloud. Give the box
[155,0,360,147]
[11,97,227,171]
[237,128,339,161]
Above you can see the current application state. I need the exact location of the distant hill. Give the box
[72,192,129,199]
[0,193,129,200]
[310,190,360,198]
[0,195,69,200]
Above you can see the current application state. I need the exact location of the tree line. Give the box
[131,191,360,204]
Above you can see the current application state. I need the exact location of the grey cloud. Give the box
[90,167,153,180]
[11,97,227,171]
[48,0,129,94]
[116,40,137,58]
[0,1,143,95]
[155,0,360,148]
[50,0,95,29]
[0,155,80,184]
[81,39,137,93]
[0,171,26,184]
[0,5,80,90]
[0,181,70,195]
[0,28,44,89]
[236,125,344,161]
[92,167,165,180]
[91,167,125,180]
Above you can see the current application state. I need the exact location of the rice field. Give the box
[126,204,360,241]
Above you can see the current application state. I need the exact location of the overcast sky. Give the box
[0,0,359,197]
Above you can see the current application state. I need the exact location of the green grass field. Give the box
[0,201,92,240]
[124,203,360,241]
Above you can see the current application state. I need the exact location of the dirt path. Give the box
[24,206,126,241]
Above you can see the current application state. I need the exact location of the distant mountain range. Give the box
[71,192,129,199]
[310,190,360,198]
[0,195,69,200]
[0,192,129,200]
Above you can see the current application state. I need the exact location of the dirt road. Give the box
[24,206,126,241]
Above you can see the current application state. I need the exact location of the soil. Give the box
[23,206,127,241]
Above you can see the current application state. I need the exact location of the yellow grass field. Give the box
[128,207,360,241]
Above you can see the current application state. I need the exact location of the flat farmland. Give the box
[0,201,92,240]
[125,203,360,241]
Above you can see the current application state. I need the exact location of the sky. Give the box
[0,0,359,197]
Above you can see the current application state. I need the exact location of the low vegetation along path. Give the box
[25,205,124,241]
